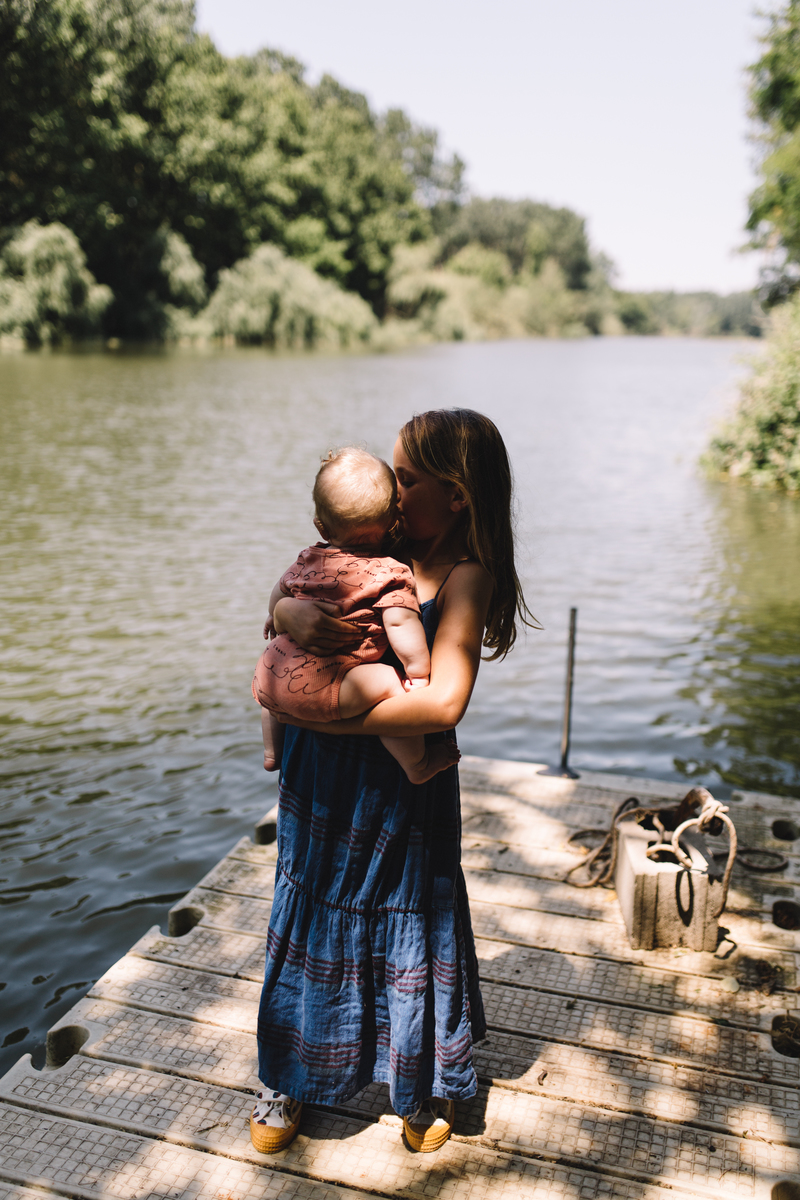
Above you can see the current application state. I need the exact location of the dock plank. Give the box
[43,982,800,1147]
[3,1059,796,1200]
[88,961,797,1140]
[109,922,793,1030]
[0,1101,692,1200]
[2,755,800,1198]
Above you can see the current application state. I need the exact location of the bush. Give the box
[201,244,376,348]
[160,231,207,311]
[704,295,800,491]
[0,221,111,346]
[386,243,505,341]
[509,259,586,337]
[448,243,512,289]
[386,242,591,341]
[616,290,764,337]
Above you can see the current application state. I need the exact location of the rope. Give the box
[565,786,739,917]
[668,799,736,918]
[565,796,648,889]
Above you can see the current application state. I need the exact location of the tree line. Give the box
[1,0,761,349]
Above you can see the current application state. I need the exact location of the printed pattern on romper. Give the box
[253,544,420,720]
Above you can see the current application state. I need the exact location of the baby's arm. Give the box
[268,580,287,615]
[262,580,290,640]
[382,607,431,687]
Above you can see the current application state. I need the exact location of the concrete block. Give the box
[615,820,725,952]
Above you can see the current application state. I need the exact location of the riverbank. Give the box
[0,221,764,352]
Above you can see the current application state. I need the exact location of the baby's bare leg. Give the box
[340,662,460,784]
[382,734,461,784]
[261,708,284,773]
[338,663,406,718]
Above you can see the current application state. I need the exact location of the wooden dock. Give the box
[1,755,799,1199]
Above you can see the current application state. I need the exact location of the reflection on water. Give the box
[673,485,800,795]
[0,336,798,1072]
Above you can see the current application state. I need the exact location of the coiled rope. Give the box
[565,786,742,918]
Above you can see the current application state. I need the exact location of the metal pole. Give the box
[559,607,578,777]
[539,606,579,779]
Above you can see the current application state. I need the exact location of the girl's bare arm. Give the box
[275,562,493,736]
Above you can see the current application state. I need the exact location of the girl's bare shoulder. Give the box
[441,560,493,605]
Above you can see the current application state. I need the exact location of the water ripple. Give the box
[1,337,798,1072]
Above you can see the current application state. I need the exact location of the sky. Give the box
[195,0,768,294]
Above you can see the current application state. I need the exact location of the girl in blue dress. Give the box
[251,408,534,1155]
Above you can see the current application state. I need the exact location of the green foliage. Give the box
[385,242,588,342]
[616,291,764,337]
[159,230,207,310]
[0,0,616,347]
[5,0,743,350]
[0,220,111,345]
[616,294,661,335]
[201,244,376,348]
[384,196,615,342]
[448,243,512,289]
[0,0,440,333]
[378,109,465,209]
[1,0,202,335]
[510,259,587,336]
[435,197,593,289]
[746,1,800,299]
[704,295,800,491]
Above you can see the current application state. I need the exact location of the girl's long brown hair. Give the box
[400,408,538,659]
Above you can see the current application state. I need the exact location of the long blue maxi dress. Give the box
[256,592,486,1117]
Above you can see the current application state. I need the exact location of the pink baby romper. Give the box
[252,543,420,722]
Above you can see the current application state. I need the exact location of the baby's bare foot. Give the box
[405,740,460,785]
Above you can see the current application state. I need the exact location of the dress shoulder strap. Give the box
[433,558,475,602]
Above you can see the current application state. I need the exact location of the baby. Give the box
[252,447,460,785]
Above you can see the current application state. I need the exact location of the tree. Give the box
[0,0,432,331]
[435,197,593,289]
[748,0,800,300]
[1,0,212,334]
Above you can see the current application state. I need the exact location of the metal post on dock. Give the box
[540,606,580,779]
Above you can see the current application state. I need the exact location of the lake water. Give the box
[1,336,799,1073]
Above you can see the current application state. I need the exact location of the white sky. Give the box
[195,0,768,293]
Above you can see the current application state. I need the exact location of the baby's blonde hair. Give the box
[313,447,396,542]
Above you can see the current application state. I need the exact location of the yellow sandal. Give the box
[250,1087,302,1153]
[403,1097,454,1152]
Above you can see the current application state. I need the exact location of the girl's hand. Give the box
[273,597,356,655]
